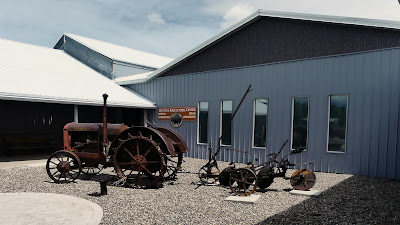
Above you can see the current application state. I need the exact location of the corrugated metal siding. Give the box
[0,100,73,155]
[130,48,400,179]
[161,17,400,77]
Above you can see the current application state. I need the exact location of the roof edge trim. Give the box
[258,10,400,29]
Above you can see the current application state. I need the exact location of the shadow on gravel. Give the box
[257,176,400,224]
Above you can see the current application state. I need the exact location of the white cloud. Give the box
[2,0,400,59]
[220,4,256,29]
[148,13,166,25]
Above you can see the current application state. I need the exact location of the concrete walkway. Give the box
[0,192,103,225]
[0,156,103,224]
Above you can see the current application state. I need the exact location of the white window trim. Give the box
[220,100,233,146]
[252,98,268,149]
[290,96,309,151]
[326,94,348,154]
[197,101,209,145]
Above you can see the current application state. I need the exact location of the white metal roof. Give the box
[0,38,155,108]
[116,9,400,85]
[65,33,173,69]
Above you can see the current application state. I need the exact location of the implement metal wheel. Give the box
[46,150,82,183]
[198,164,220,185]
[257,166,275,189]
[218,166,234,186]
[290,169,316,190]
[164,153,183,180]
[113,135,166,188]
[229,168,258,196]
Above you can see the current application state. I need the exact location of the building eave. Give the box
[0,92,156,109]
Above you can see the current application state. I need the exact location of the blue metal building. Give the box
[118,10,400,179]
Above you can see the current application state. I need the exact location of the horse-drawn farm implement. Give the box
[197,85,316,196]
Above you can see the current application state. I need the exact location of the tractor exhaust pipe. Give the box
[102,93,109,157]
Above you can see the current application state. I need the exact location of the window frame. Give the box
[326,94,349,154]
[220,100,233,146]
[252,98,268,149]
[197,101,209,145]
[290,96,310,151]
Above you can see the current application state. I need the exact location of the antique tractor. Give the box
[46,94,188,188]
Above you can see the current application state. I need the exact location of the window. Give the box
[220,100,232,145]
[197,102,209,144]
[327,95,348,153]
[291,97,309,150]
[253,99,268,148]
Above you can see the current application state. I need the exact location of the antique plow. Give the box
[196,83,316,196]
[198,84,252,185]
[219,139,316,196]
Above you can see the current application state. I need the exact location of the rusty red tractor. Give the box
[46,94,188,188]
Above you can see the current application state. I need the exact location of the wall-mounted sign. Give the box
[158,107,196,122]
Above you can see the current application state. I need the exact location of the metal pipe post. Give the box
[102,93,108,146]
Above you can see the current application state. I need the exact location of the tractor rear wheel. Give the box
[113,135,166,188]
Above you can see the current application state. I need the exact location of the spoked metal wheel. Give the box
[82,164,103,175]
[290,169,316,190]
[113,136,166,188]
[198,164,220,185]
[257,166,275,189]
[229,168,258,196]
[164,153,183,180]
[218,166,234,186]
[46,150,82,183]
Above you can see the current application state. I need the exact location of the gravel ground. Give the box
[0,157,399,224]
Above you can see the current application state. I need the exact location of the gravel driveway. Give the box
[0,157,399,224]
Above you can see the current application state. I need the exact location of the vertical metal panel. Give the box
[360,53,373,176]
[386,50,400,179]
[346,55,359,175]
[376,51,391,178]
[368,53,382,177]
[129,48,400,179]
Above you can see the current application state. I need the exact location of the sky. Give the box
[1,0,400,58]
